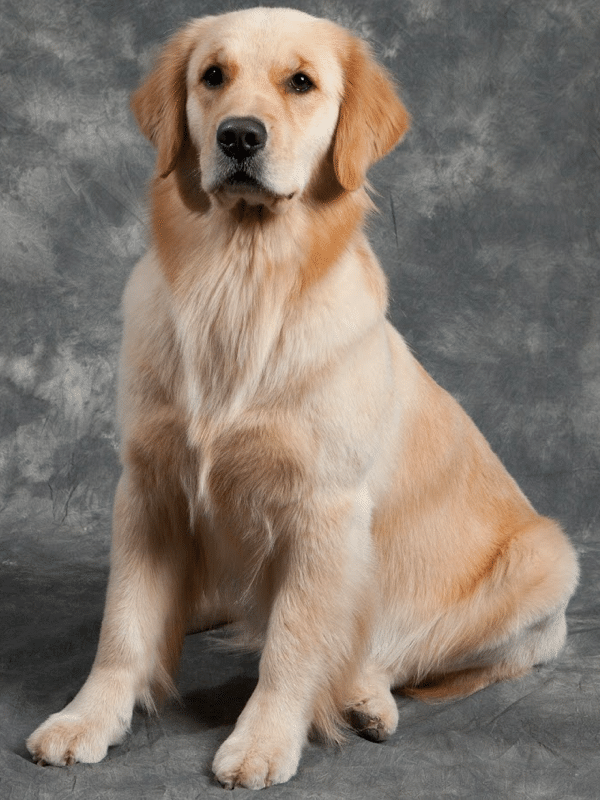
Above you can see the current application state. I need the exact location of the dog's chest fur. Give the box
[123,204,388,536]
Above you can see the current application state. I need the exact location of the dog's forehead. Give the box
[187,8,344,96]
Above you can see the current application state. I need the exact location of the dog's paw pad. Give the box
[345,689,399,743]
[347,707,390,742]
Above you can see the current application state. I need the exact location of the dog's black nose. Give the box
[217,117,267,161]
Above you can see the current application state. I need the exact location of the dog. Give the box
[27,7,579,789]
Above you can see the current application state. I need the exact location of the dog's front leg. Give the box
[27,470,191,766]
[212,492,372,790]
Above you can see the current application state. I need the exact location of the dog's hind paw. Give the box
[345,687,399,743]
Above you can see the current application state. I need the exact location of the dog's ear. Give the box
[131,22,205,179]
[333,36,410,192]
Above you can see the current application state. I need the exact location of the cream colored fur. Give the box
[27,8,578,790]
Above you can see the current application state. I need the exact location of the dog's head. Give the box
[132,8,409,211]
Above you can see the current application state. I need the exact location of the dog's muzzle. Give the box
[212,116,294,206]
[214,116,270,194]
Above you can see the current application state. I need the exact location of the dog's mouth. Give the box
[211,165,295,209]
[224,170,264,192]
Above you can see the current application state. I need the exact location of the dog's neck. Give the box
[150,138,371,287]
[149,151,377,421]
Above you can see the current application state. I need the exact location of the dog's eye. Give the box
[202,66,224,88]
[289,72,314,93]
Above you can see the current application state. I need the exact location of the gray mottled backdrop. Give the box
[1,0,599,798]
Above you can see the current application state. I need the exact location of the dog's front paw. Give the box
[27,711,126,767]
[212,731,301,790]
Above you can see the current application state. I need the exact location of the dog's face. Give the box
[132,8,410,211]
[186,9,344,207]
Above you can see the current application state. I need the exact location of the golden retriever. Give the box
[27,7,579,789]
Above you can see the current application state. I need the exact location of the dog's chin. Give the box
[210,172,296,213]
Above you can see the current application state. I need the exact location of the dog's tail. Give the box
[400,662,528,703]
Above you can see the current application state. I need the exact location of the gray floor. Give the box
[1,0,599,797]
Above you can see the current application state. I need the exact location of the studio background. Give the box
[1,0,599,797]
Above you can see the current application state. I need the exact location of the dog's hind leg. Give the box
[402,518,578,702]
[403,604,569,701]
[27,470,196,766]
